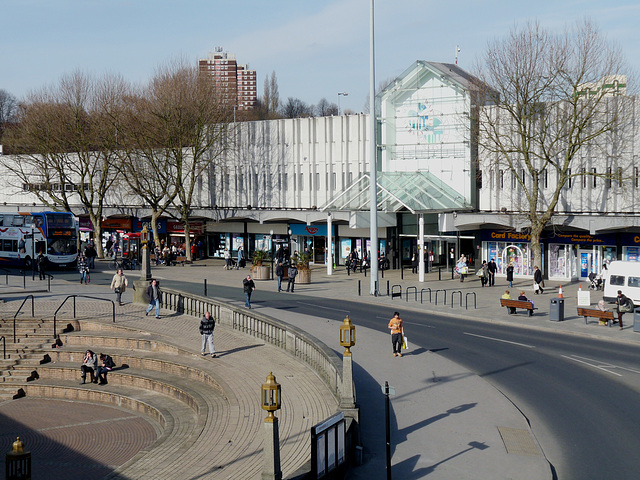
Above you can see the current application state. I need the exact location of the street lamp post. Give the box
[261,372,282,480]
[270,229,274,281]
[337,92,348,115]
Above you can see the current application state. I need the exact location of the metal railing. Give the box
[52,295,116,338]
[160,287,345,403]
[12,295,35,343]
[0,335,5,360]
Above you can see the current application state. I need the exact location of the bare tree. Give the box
[269,71,280,116]
[475,19,634,271]
[281,97,313,118]
[0,89,17,142]
[2,72,123,258]
[146,62,232,261]
[315,98,338,116]
[114,87,179,248]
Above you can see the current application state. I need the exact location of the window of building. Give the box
[567,168,572,188]
[582,168,587,188]
[299,173,304,192]
[607,167,612,188]
[592,168,597,188]
[477,170,483,189]
[499,169,504,189]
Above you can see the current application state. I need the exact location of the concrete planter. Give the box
[297,269,311,284]
[251,265,272,280]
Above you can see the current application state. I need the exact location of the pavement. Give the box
[2,259,636,479]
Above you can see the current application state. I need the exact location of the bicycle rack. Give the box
[451,290,462,308]
[406,286,417,302]
[465,292,477,310]
[420,288,432,304]
[391,285,402,299]
[435,289,447,305]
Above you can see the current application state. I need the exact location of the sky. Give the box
[2,0,639,113]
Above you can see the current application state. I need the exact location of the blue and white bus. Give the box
[0,211,78,268]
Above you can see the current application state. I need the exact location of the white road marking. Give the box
[463,332,536,348]
[562,354,640,377]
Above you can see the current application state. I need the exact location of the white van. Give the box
[603,261,640,305]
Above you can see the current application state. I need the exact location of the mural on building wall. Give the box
[404,102,445,143]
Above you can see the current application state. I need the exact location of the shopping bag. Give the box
[402,335,408,349]
[533,282,540,292]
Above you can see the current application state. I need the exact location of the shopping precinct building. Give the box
[1,61,639,282]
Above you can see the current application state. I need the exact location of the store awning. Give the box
[320,172,473,214]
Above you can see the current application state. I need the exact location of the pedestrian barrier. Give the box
[465,292,477,310]
[12,295,35,343]
[52,295,116,338]
[391,285,402,299]
[420,288,432,304]
[451,290,462,308]
[405,286,417,303]
[358,280,361,296]
[435,289,447,305]
[386,280,390,296]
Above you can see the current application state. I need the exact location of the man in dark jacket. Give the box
[287,264,298,292]
[616,290,633,330]
[533,266,544,294]
[275,261,285,292]
[37,251,46,280]
[96,353,116,385]
[145,279,162,318]
[487,258,497,286]
[243,275,256,308]
[199,311,216,357]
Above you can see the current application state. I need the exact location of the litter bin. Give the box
[633,309,640,332]
[550,298,565,322]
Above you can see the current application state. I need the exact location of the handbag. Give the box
[115,287,121,294]
[476,269,483,277]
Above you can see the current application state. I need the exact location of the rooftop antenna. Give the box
[455,45,461,65]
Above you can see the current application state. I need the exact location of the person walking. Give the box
[456,255,468,282]
[286,263,298,292]
[199,311,216,357]
[506,263,514,288]
[533,266,544,294]
[243,275,256,308]
[78,253,89,284]
[275,261,285,292]
[616,290,634,330]
[80,349,98,384]
[388,311,404,357]
[224,248,231,270]
[145,279,162,319]
[237,246,245,269]
[37,251,46,280]
[488,258,497,286]
[479,260,489,287]
[110,268,128,306]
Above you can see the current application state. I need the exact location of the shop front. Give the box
[290,223,336,264]
[547,232,617,281]
[620,233,640,262]
[481,230,538,278]
[336,226,387,266]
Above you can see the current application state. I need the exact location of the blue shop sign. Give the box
[133,218,167,234]
[289,224,336,236]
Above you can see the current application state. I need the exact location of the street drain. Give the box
[497,426,542,456]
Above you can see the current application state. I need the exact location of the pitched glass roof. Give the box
[321,172,473,214]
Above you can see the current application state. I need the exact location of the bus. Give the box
[0,211,78,268]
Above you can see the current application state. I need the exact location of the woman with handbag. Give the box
[615,290,634,330]
[110,268,129,306]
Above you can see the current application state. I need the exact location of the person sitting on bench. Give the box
[502,290,516,314]
[518,291,534,309]
[96,353,116,385]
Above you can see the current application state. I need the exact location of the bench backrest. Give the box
[500,298,533,308]
[577,307,614,319]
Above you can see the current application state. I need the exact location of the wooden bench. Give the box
[576,307,616,327]
[500,298,536,316]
